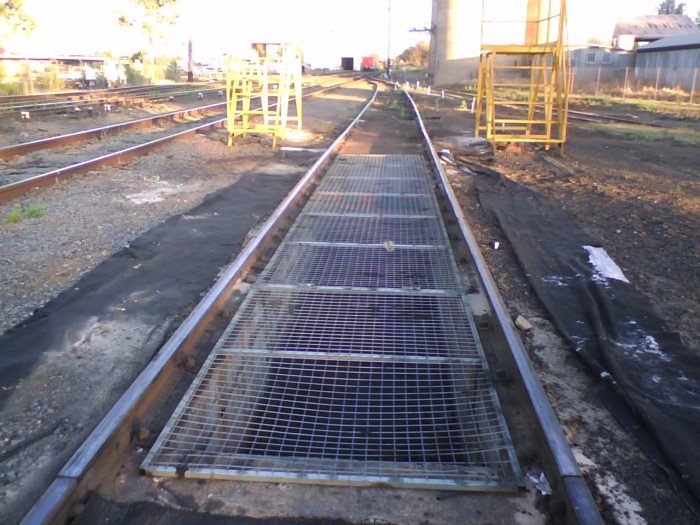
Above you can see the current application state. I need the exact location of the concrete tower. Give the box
[429,0,622,86]
[428,0,482,86]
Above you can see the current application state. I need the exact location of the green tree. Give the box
[656,0,686,14]
[695,8,700,25]
[0,0,34,40]
[397,42,429,67]
[119,0,179,43]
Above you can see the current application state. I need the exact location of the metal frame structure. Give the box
[226,43,303,148]
[475,0,570,150]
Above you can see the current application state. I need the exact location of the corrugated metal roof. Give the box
[614,15,700,40]
[636,33,700,52]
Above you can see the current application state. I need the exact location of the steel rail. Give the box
[0,82,213,105]
[0,76,345,160]
[0,101,225,160]
[1,73,343,116]
[404,88,603,525]
[19,82,378,525]
[0,84,224,116]
[432,86,661,127]
[0,88,225,119]
[0,80,356,204]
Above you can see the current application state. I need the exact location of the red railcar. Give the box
[361,56,378,71]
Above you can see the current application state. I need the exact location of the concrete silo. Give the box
[428,0,482,86]
[429,0,622,86]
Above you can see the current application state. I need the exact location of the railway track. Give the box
[432,86,660,127]
[0,76,354,203]
[0,83,227,119]
[18,82,602,525]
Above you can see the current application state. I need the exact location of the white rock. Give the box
[515,315,533,332]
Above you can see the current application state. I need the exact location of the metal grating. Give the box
[142,154,521,491]
[218,289,479,358]
[304,193,435,217]
[320,177,430,194]
[262,244,459,289]
[288,215,446,246]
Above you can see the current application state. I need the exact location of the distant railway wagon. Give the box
[341,57,354,71]
[361,56,378,71]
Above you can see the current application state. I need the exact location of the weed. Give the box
[669,185,684,197]
[582,122,700,146]
[458,100,468,111]
[388,98,400,110]
[4,203,46,223]
[5,209,23,223]
[24,204,45,218]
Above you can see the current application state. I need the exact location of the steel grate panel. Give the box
[262,244,459,290]
[142,354,517,486]
[217,289,480,358]
[327,154,430,180]
[288,215,447,246]
[304,193,435,217]
[143,154,521,491]
[319,176,431,195]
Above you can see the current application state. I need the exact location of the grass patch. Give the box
[5,209,23,223]
[581,122,700,146]
[23,203,45,218]
[5,204,46,223]
[571,94,700,120]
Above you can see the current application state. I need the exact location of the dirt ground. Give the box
[415,91,699,353]
[0,79,697,524]
[414,91,699,524]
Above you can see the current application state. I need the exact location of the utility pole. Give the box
[187,39,194,82]
[387,0,393,78]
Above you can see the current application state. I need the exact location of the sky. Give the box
[6,0,700,66]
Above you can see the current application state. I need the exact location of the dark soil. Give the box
[414,92,699,524]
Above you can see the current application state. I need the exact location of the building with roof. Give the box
[634,33,700,90]
[613,14,700,50]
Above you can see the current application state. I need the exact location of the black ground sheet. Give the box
[470,164,700,505]
[0,170,301,404]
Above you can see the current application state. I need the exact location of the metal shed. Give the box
[635,33,700,90]
[613,14,700,48]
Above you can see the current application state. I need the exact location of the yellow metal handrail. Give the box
[226,44,303,148]
[476,0,570,151]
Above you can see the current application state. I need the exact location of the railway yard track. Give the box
[432,86,666,127]
[1,77,698,525]
[0,83,227,118]
[0,75,353,203]
[0,78,600,525]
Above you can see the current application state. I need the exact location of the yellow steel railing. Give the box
[226,44,303,148]
[475,0,570,151]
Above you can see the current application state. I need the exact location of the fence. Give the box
[0,59,182,96]
[570,66,700,103]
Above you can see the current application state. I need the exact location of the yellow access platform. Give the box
[226,43,303,148]
[475,0,570,150]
